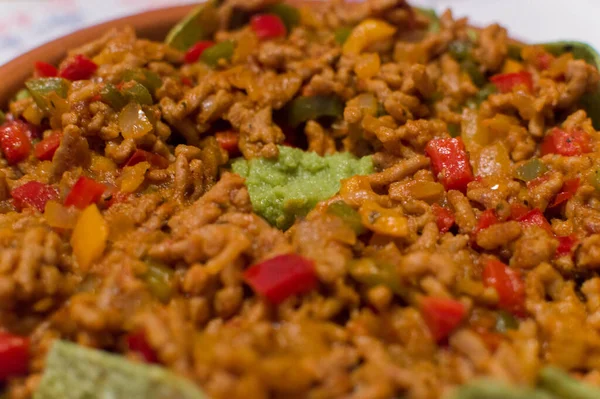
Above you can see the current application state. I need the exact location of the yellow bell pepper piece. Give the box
[71,204,108,271]
[359,200,408,238]
[342,19,396,55]
[461,108,490,151]
[119,161,150,193]
[502,59,524,74]
[354,53,381,79]
[474,142,511,177]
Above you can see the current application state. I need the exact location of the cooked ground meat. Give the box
[1,0,600,398]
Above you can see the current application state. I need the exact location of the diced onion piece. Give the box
[342,19,396,55]
[44,200,79,229]
[119,103,153,139]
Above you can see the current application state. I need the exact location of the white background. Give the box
[0,0,599,66]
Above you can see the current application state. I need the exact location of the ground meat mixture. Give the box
[1,0,600,398]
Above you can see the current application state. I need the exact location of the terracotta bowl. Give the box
[0,4,197,108]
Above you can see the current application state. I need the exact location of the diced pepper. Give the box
[482,259,526,317]
[287,95,344,127]
[34,132,62,161]
[164,2,219,51]
[334,26,353,45]
[359,200,409,237]
[540,127,592,156]
[509,203,530,220]
[549,178,580,208]
[24,78,69,113]
[327,200,366,235]
[119,103,153,139]
[64,177,106,210]
[448,40,473,62]
[200,40,235,67]
[126,330,157,364]
[71,204,108,270]
[447,123,460,138]
[467,83,497,108]
[539,366,600,399]
[416,7,440,33]
[215,131,240,155]
[44,201,79,229]
[119,162,150,193]
[474,209,499,236]
[243,254,317,304]
[34,61,58,78]
[526,173,550,189]
[121,81,153,106]
[490,71,534,93]
[354,53,381,80]
[348,258,404,295]
[251,14,287,40]
[143,259,174,303]
[474,142,511,177]
[0,120,32,164]
[99,83,127,111]
[462,60,486,87]
[516,208,552,234]
[266,3,300,33]
[420,296,466,342]
[11,181,59,212]
[125,149,169,169]
[425,137,474,192]
[121,69,162,93]
[404,181,445,203]
[59,54,97,81]
[555,234,578,258]
[184,40,215,64]
[342,19,396,55]
[14,89,31,101]
[502,59,524,74]
[515,158,548,182]
[495,310,518,333]
[0,332,29,380]
[431,204,455,233]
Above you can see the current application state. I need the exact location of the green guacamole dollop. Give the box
[232,146,373,230]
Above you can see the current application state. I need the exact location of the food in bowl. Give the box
[0,0,600,398]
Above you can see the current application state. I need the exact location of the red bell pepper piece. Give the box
[516,208,552,234]
[64,176,107,210]
[180,76,193,87]
[126,330,157,363]
[125,149,169,169]
[184,40,215,64]
[549,178,580,208]
[11,181,59,212]
[0,120,32,165]
[509,203,529,220]
[535,53,553,70]
[215,131,240,155]
[482,259,526,317]
[490,71,534,93]
[555,234,578,258]
[540,128,592,156]
[250,14,287,40]
[425,137,474,192]
[34,61,58,78]
[0,332,29,380]
[474,209,499,235]
[59,54,98,81]
[34,132,62,161]
[243,254,318,304]
[431,204,455,234]
[419,296,466,342]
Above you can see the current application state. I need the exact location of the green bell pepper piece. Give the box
[449,40,474,62]
[121,81,153,106]
[508,44,524,61]
[287,95,344,127]
[589,169,600,191]
[495,310,518,333]
[348,258,404,295]
[415,7,440,33]
[122,69,162,93]
[450,380,554,399]
[164,1,219,51]
[447,123,461,138]
[266,3,300,33]
[539,366,600,399]
[25,78,70,113]
[466,83,497,109]
[100,83,127,111]
[334,27,353,45]
[462,60,486,87]
[14,88,32,101]
[201,40,235,67]
[515,158,548,182]
[327,201,366,235]
[144,259,174,304]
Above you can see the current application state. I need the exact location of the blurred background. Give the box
[0,0,599,65]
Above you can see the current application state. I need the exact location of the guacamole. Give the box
[232,146,373,229]
[34,341,206,399]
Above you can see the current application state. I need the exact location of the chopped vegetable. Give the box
[34,61,58,78]
[509,203,530,220]
[425,137,474,192]
[34,132,61,161]
[342,18,396,55]
[555,234,578,258]
[0,120,32,164]
[200,40,235,67]
[119,103,153,139]
[468,83,497,107]
[121,81,153,106]
[143,260,174,303]
[474,209,499,236]
[415,7,440,33]
[450,379,553,399]
[482,259,526,317]
[243,254,318,304]
[266,3,300,33]
[549,177,579,208]
[251,14,287,40]
[127,330,158,363]
[420,296,466,342]
[462,60,485,87]
[99,83,127,111]
[539,366,600,399]
[44,200,79,229]
[334,26,352,45]
[495,310,518,333]
[11,181,59,212]
[540,127,592,156]
[490,71,534,93]
[474,142,511,177]
[14,89,31,101]
[0,332,29,381]
[64,177,107,209]
[59,54,98,81]
[359,200,409,237]
[448,40,473,62]
[125,149,169,169]
[121,69,163,93]
[348,258,403,295]
[431,203,455,233]
[184,40,215,64]
[516,208,553,234]
[119,162,150,193]
[71,204,108,271]
[215,131,240,155]
[327,201,366,235]
[287,95,344,127]
[24,78,69,113]
[354,53,381,79]
[515,158,548,182]
[164,2,218,51]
